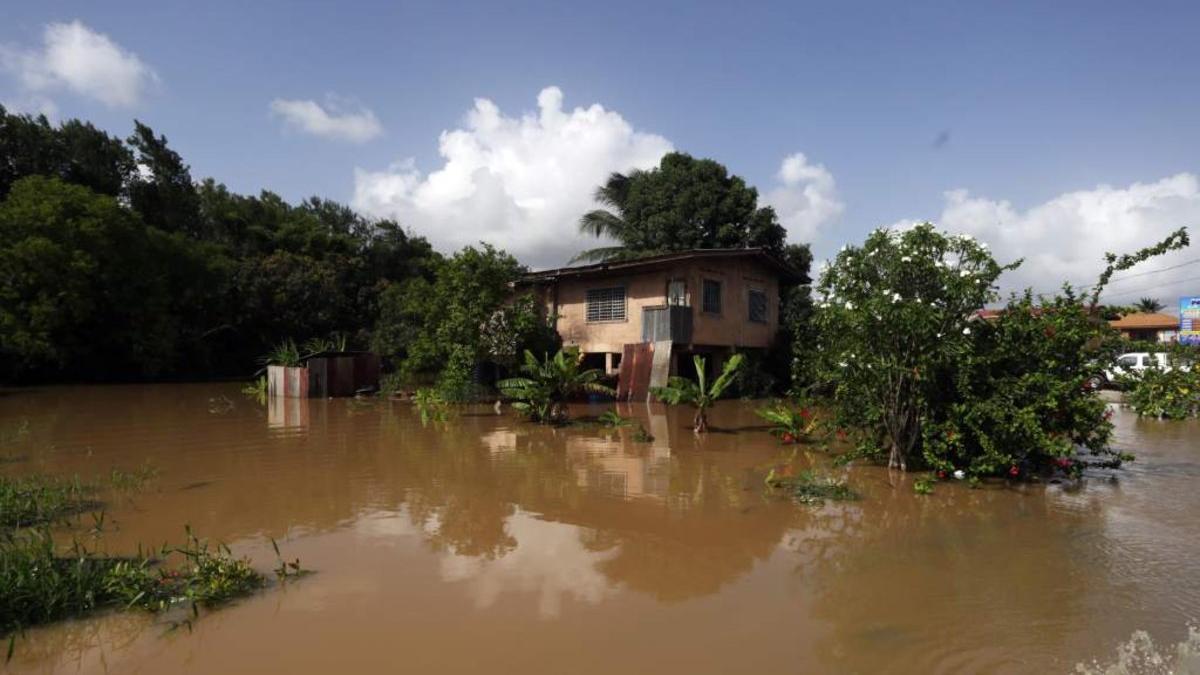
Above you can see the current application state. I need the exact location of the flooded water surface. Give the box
[2,384,1198,674]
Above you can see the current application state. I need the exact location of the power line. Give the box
[1104,256,1200,287]
[1099,273,1200,302]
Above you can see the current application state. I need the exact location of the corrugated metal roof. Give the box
[518,248,805,284]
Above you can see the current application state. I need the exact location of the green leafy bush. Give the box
[1125,363,1200,419]
[498,348,614,424]
[813,222,1188,476]
[755,401,821,444]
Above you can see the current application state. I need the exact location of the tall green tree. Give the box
[575,152,787,262]
[127,121,203,238]
[0,177,176,379]
[373,244,527,398]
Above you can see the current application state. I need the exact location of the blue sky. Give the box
[2,1,1199,303]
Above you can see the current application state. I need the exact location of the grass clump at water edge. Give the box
[3,525,306,655]
[0,475,99,529]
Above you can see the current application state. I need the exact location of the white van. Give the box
[1105,352,1170,383]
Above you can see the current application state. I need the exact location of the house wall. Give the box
[534,257,781,354]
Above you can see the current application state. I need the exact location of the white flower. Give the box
[960,270,970,278]
[936,332,943,338]
[845,301,854,310]
[838,361,847,368]
[901,256,911,262]
[953,470,965,480]
[963,327,971,335]
[891,293,902,303]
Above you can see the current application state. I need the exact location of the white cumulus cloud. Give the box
[353,86,674,267]
[889,174,1200,306]
[762,152,844,242]
[270,97,383,143]
[0,21,156,109]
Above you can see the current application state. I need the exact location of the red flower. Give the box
[1056,458,1072,468]
[799,408,811,419]
[781,433,795,444]
[936,470,947,479]
[1009,465,1020,477]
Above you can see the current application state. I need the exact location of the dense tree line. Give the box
[1,108,812,392]
[0,106,438,382]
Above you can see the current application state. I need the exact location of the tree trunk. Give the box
[693,409,708,434]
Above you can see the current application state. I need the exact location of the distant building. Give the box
[1108,312,1179,343]
[519,248,802,399]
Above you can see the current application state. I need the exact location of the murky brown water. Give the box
[1,384,1197,674]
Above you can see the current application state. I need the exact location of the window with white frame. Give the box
[586,287,626,322]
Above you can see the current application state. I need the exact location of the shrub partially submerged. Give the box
[812,222,1188,478]
[1123,351,1200,419]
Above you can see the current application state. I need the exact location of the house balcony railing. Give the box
[642,304,693,344]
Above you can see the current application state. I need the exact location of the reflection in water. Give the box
[438,510,617,618]
[0,385,1198,674]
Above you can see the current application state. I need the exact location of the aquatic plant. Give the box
[413,388,451,424]
[241,375,268,403]
[632,425,654,442]
[598,409,631,427]
[651,354,744,433]
[0,475,96,529]
[764,468,857,505]
[108,462,160,492]
[756,401,821,443]
[498,348,615,424]
[912,475,935,495]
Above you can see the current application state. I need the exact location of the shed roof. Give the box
[1108,312,1179,330]
[518,248,805,284]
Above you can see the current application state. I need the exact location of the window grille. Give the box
[586,287,626,322]
[748,289,768,323]
[702,279,722,314]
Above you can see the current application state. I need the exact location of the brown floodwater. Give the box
[1,384,1197,674]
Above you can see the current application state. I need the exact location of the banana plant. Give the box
[498,348,615,424]
[651,353,744,433]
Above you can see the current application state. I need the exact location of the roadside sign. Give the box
[1182,297,1200,345]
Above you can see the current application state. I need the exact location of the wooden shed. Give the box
[267,351,381,399]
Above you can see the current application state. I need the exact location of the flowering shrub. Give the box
[1124,360,1200,419]
[813,223,1012,469]
[921,290,1123,477]
[813,222,1188,476]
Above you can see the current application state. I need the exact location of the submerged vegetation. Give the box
[764,468,857,505]
[0,471,305,648]
[756,401,822,444]
[651,354,745,433]
[498,348,614,425]
[1123,349,1200,419]
[0,475,97,529]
